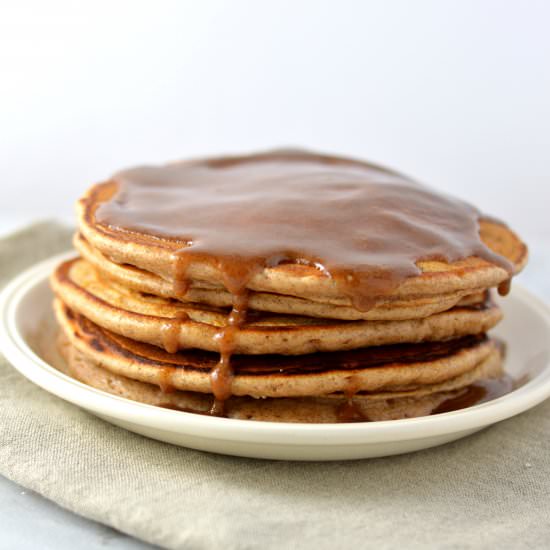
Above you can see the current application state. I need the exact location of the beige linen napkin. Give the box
[1,222,549,550]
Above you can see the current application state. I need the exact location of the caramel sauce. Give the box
[95,149,515,410]
[158,310,189,390]
[344,374,362,398]
[208,291,250,415]
[97,149,514,307]
[336,400,370,423]
[159,311,189,354]
[498,278,512,297]
[158,367,175,394]
[210,326,237,399]
[432,375,514,414]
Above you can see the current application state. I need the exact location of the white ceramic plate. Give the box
[2,252,550,461]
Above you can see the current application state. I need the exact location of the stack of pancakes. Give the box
[51,150,528,422]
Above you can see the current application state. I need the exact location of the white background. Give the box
[1,0,549,248]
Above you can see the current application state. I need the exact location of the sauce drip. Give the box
[209,291,250,415]
[498,278,512,297]
[158,367,175,394]
[96,149,516,410]
[337,374,368,422]
[159,311,189,354]
[336,400,369,423]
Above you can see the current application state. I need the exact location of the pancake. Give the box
[77,150,527,314]
[55,300,503,399]
[52,149,526,421]
[74,232,490,321]
[51,258,503,355]
[58,334,507,422]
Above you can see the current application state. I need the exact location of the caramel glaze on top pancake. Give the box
[96,149,515,306]
[91,149,520,413]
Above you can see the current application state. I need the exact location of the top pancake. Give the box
[78,149,527,311]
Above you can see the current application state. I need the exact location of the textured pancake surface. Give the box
[57,331,503,422]
[51,258,503,355]
[75,232,490,321]
[55,300,502,398]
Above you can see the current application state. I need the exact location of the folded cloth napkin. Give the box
[1,222,549,550]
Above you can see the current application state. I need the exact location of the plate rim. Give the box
[2,251,550,446]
